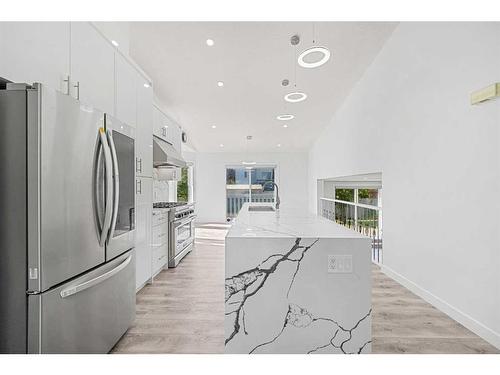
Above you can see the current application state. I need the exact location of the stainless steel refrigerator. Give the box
[0,82,136,353]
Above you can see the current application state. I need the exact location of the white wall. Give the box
[309,23,500,348]
[192,152,308,222]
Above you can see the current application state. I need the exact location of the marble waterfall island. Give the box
[224,203,372,354]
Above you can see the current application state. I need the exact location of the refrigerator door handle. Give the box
[99,128,113,247]
[59,255,132,298]
[94,140,104,231]
[106,129,120,243]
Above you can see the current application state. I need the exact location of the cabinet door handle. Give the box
[136,179,142,194]
[162,127,167,137]
[136,157,142,173]
[74,81,80,100]
[63,75,70,95]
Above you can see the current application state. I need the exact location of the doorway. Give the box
[225,165,276,220]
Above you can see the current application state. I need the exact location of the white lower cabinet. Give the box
[135,177,152,290]
[152,244,168,275]
[151,210,169,276]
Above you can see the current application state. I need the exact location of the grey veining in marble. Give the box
[225,232,372,354]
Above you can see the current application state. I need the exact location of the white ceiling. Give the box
[129,22,397,153]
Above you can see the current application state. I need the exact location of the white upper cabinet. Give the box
[153,105,169,142]
[172,124,183,153]
[92,22,130,57]
[136,77,153,178]
[165,119,175,145]
[115,52,137,127]
[0,22,70,91]
[70,22,115,114]
[152,105,183,153]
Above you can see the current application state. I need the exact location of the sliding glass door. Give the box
[226,167,250,219]
[226,165,276,220]
[250,167,275,203]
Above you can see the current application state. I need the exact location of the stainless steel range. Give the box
[153,202,196,267]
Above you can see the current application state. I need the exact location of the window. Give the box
[176,165,194,203]
[251,167,275,203]
[226,165,276,219]
[358,188,378,206]
[319,185,382,264]
[177,167,189,202]
[335,188,354,202]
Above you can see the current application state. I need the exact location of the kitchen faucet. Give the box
[262,181,280,210]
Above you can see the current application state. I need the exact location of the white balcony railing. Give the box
[226,191,274,218]
[320,197,383,263]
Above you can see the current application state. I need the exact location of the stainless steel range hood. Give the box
[153,135,187,168]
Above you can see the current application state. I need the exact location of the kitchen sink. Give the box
[248,205,275,212]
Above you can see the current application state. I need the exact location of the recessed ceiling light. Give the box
[143,83,150,88]
[276,114,294,121]
[242,161,256,165]
[211,125,217,129]
[111,40,119,47]
[284,92,307,103]
[219,143,224,148]
[277,143,281,147]
[206,39,215,46]
[283,124,288,128]
[217,81,224,87]
[298,46,331,68]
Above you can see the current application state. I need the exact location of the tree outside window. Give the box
[177,167,189,202]
[335,188,354,202]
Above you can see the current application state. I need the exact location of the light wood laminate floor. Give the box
[111,224,499,354]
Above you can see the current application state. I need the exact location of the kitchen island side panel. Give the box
[225,236,372,354]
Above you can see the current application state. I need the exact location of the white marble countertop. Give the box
[226,203,368,239]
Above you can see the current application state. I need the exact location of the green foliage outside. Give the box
[335,188,376,202]
[358,189,371,199]
[335,188,354,202]
[177,167,188,202]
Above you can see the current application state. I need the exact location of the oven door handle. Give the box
[173,215,196,228]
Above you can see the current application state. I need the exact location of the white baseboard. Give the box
[380,264,500,350]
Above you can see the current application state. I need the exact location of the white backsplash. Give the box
[153,179,170,203]
[153,168,177,202]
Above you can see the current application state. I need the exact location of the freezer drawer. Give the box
[28,250,136,354]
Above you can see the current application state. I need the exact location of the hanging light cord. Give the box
[294,43,297,88]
